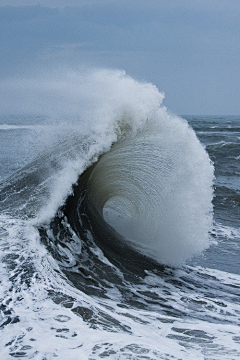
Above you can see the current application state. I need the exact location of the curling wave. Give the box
[0,69,214,267]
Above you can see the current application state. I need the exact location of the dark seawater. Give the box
[0,112,239,360]
[186,116,240,275]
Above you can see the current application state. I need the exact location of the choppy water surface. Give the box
[0,71,239,359]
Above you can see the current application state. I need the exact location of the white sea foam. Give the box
[1,212,240,359]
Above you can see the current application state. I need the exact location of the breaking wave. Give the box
[0,68,214,267]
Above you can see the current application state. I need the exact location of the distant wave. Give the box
[0,124,40,130]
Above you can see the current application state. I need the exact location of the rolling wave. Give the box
[0,69,214,267]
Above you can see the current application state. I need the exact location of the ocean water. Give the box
[0,70,239,359]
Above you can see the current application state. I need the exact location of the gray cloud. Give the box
[0,1,240,114]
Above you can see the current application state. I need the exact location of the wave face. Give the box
[0,69,226,360]
[86,116,213,266]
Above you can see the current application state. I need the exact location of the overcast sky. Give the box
[1,0,240,115]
